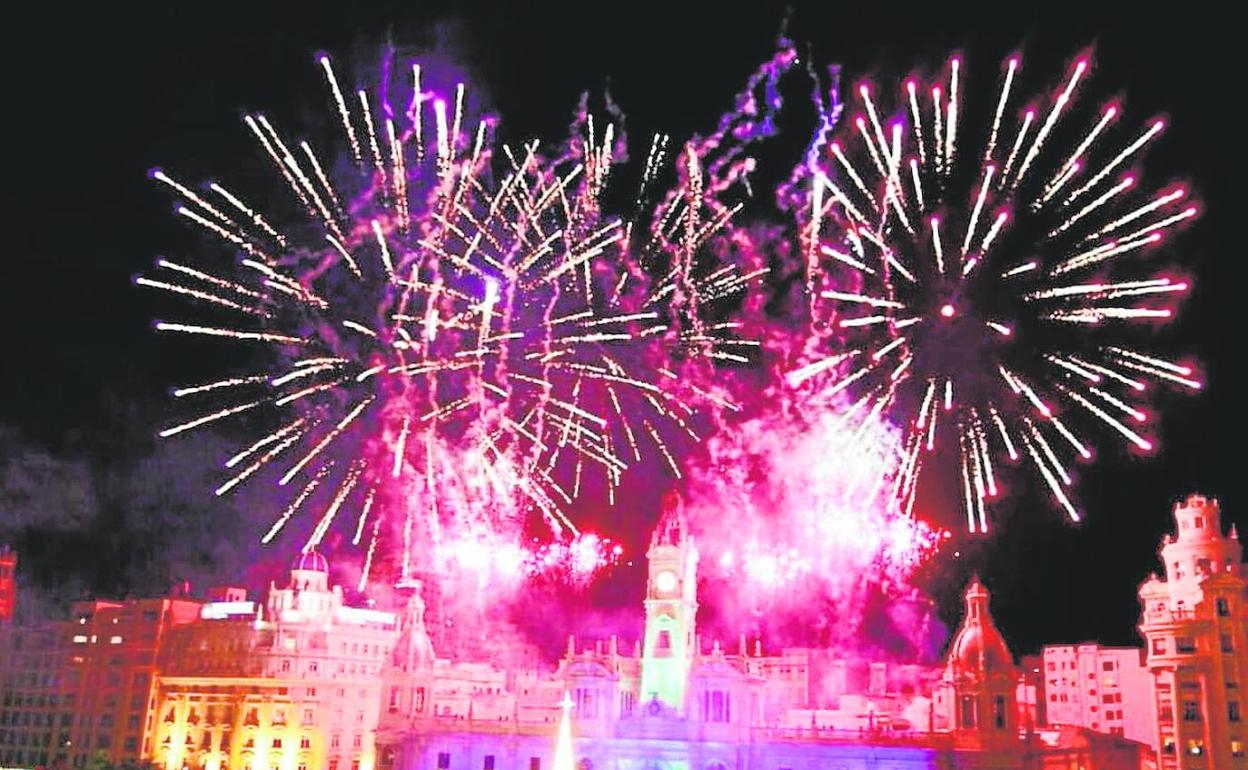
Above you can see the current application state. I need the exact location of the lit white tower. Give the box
[1139,494,1247,770]
[639,493,699,713]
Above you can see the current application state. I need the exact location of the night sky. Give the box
[0,3,1239,657]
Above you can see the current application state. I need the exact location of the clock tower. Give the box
[639,492,699,713]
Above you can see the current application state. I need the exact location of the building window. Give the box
[331,734,340,749]
[529,759,540,770]
[1177,637,1197,654]
[436,755,450,770]
[1183,701,1202,722]
[1223,635,1235,653]
[1230,702,1241,722]
[483,757,495,770]
[1152,638,1166,655]
[1217,597,1231,617]
[703,691,730,723]
[1102,661,1114,671]
[994,695,1007,730]
[1232,741,1244,757]
[574,688,597,720]
[1162,737,1176,755]
[655,631,672,656]
[1187,739,1204,756]
[959,696,976,729]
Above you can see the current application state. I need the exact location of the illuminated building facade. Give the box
[1040,644,1156,745]
[1138,495,1248,770]
[378,501,1147,770]
[5,493,1236,770]
[0,593,202,768]
[148,551,401,770]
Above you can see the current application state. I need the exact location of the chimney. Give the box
[739,634,747,657]
[609,635,618,657]
[566,635,576,658]
[754,639,762,657]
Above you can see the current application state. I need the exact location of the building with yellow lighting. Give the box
[148,552,400,770]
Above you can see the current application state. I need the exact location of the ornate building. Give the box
[149,552,401,770]
[376,498,1146,770]
[1138,495,1248,770]
[11,492,1235,770]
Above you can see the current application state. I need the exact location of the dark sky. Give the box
[0,2,1240,655]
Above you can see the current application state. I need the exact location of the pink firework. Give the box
[141,46,793,585]
[683,384,947,646]
[797,51,1201,530]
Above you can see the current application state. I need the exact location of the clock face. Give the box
[655,570,678,594]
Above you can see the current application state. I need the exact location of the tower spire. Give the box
[639,491,699,713]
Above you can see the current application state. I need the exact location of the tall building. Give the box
[1041,644,1157,745]
[1138,494,1248,770]
[0,592,203,769]
[638,497,698,713]
[149,551,401,770]
[0,547,15,625]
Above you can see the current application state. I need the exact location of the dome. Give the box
[947,577,1014,676]
[292,549,329,573]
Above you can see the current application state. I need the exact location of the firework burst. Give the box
[797,51,1201,530]
[143,47,788,584]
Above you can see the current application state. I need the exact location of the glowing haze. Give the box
[684,377,947,654]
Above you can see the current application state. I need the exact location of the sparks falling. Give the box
[798,51,1200,530]
[143,47,791,584]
